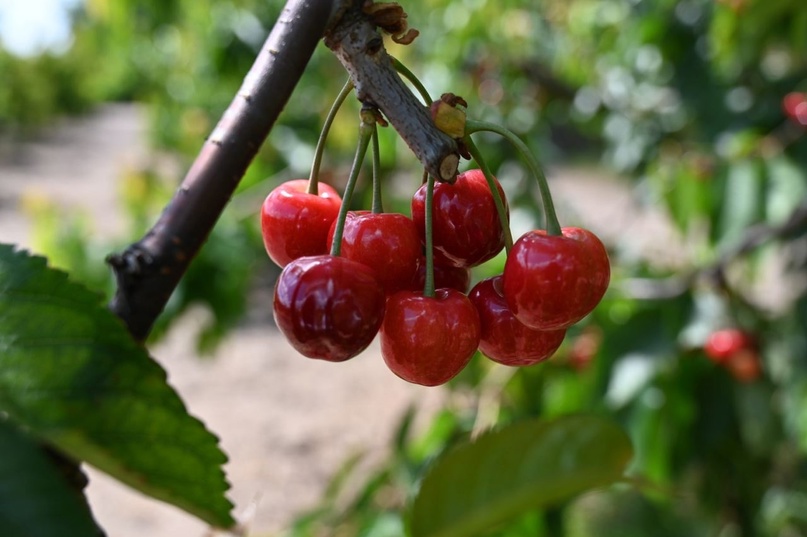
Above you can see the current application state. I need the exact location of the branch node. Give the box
[440,154,460,183]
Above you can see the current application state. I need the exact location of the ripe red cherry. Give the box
[327,211,421,295]
[381,289,480,386]
[409,257,471,293]
[503,227,610,330]
[469,276,566,366]
[273,255,385,362]
[411,169,508,268]
[704,328,753,363]
[261,179,342,268]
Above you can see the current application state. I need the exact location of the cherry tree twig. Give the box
[621,203,807,300]
[107,0,347,340]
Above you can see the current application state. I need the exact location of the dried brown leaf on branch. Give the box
[363,1,420,44]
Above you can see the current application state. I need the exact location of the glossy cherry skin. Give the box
[381,289,480,386]
[704,328,753,363]
[408,257,471,293]
[273,255,385,362]
[469,276,566,366]
[327,211,421,295]
[261,179,342,268]
[503,227,610,330]
[411,169,508,268]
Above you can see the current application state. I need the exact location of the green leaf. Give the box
[0,418,100,537]
[664,160,712,235]
[718,159,766,248]
[765,156,807,225]
[409,415,633,537]
[0,244,234,528]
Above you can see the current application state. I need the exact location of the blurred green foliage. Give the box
[3,0,807,535]
[0,48,97,131]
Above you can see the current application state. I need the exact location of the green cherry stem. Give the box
[330,109,375,257]
[308,77,354,195]
[423,173,436,298]
[463,135,514,252]
[390,56,433,104]
[390,58,434,187]
[371,124,383,214]
[465,119,562,236]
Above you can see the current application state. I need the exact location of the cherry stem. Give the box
[308,77,354,195]
[390,56,433,104]
[371,124,383,214]
[424,173,436,298]
[463,135,514,252]
[390,58,434,187]
[465,119,562,236]
[386,63,439,294]
[330,108,375,257]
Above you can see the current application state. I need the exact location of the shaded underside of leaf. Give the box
[0,244,234,528]
[409,414,633,537]
[0,418,100,537]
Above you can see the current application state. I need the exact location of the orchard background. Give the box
[2,0,807,536]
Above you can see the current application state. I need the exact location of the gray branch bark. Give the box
[325,3,460,182]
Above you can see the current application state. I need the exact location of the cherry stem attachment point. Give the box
[465,119,562,236]
[391,56,433,104]
[308,77,354,195]
[330,109,375,257]
[371,125,383,214]
[424,173,436,298]
[463,135,514,253]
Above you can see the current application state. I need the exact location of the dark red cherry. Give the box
[327,211,421,295]
[469,276,566,366]
[411,169,508,268]
[381,289,480,386]
[273,255,385,361]
[409,257,472,293]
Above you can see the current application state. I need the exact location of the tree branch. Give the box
[107,0,346,341]
[704,202,807,288]
[324,3,460,182]
[621,203,807,300]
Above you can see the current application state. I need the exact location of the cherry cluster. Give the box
[261,164,610,386]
